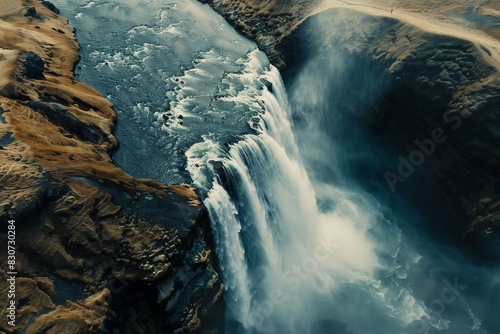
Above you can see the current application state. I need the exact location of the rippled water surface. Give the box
[55,0,269,184]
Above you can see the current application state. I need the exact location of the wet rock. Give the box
[52,28,65,34]
[23,52,46,80]
[262,78,273,92]
[27,101,108,144]
[0,132,14,146]
[25,7,42,20]
[41,1,60,15]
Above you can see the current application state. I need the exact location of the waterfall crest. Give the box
[186,49,438,334]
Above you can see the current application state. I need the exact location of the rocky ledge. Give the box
[0,1,223,333]
[202,0,500,259]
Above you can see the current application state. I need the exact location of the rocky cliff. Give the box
[202,0,500,259]
[0,1,224,333]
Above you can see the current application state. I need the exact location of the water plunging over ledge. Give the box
[186,58,443,333]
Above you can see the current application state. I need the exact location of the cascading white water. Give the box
[186,49,441,334]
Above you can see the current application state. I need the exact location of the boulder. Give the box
[41,1,60,14]
[25,7,42,20]
[23,51,45,80]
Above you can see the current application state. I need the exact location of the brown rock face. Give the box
[24,289,110,334]
[203,0,500,258]
[0,1,223,333]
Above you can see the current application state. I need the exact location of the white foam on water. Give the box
[81,1,95,9]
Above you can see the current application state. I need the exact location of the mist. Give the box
[284,8,500,333]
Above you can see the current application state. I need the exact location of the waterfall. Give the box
[186,49,439,334]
